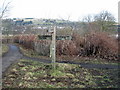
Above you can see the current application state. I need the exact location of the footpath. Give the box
[2,44,119,73]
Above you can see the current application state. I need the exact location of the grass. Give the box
[1,44,9,56]
[2,59,119,88]
[75,58,120,65]
[18,44,119,65]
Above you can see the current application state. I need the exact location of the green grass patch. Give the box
[1,44,9,56]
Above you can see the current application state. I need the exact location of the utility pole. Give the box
[51,26,56,70]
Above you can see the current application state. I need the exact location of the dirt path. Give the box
[2,44,119,73]
[2,45,23,72]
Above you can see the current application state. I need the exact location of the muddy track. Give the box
[2,44,119,73]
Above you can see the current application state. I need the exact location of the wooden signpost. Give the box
[50,26,56,70]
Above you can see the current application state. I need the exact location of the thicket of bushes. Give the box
[75,32,118,61]
[14,35,36,50]
[13,32,118,61]
[56,40,78,56]
[34,40,51,56]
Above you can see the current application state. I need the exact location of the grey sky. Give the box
[0,0,119,21]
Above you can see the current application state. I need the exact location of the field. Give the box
[2,59,119,88]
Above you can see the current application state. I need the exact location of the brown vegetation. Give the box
[13,32,118,61]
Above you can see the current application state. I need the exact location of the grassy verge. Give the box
[18,44,119,65]
[2,59,119,88]
[1,44,9,56]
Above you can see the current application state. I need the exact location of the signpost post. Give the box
[51,26,56,70]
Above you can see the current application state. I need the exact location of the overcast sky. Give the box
[0,0,119,21]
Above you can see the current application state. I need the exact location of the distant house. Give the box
[23,21,33,25]
[15,20,24,25]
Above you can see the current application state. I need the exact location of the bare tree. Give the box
[94,11,116,32]
[83,15,94,23]
[0,0,11,19]
[0,0,11,39]
[82,15,94,32]
[0,0,11,33]
[81,15,95,34]
[81,11,116,33]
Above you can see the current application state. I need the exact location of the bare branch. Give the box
[0,0,11,19]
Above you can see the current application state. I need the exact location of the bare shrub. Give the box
[13,32,118,61]
[14,34,37,50]
[34,40,51,56]
[72,33,85,56]
[14,35,20,43]
[56,40,78,56]
[83,32,118,60]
